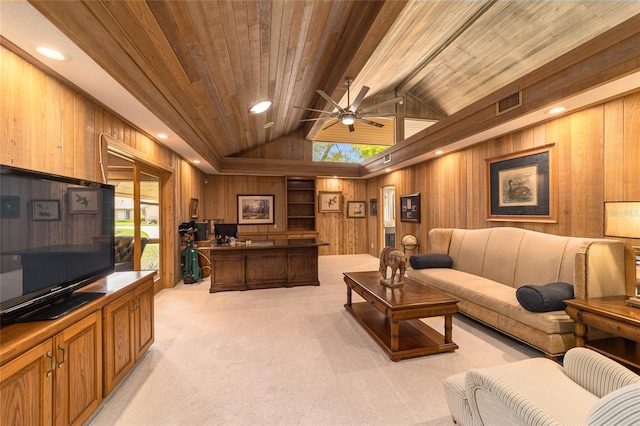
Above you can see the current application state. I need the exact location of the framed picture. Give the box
[400,193,421,223]
[369,198,378,216]
[0,196,20,218]
[485,144,556,222]
[68,188,100,213]
[190,198,199,219]
[347,201,366,218]
[32,199,60,221]
[237,195,274,224]
[318,191,342,213]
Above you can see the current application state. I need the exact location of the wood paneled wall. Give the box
[0,45,206,290]
[367,90,640,292]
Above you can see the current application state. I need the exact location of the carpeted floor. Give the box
[88,254,541,425]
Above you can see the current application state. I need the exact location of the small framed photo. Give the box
[237,195,274,224]
[190,198,199,219]
[68,188,100,213]
[369,198,378,216]
[0,196,20,218]
[347,201,366,218]
[400,193,421,223]
[318,191,342,213]
[32,199,60,221]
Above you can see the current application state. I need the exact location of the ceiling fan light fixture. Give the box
[250,100,272,114]
[341,113,356,126]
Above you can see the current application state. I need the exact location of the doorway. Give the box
[382,185,395,248]
[108,152,162,279]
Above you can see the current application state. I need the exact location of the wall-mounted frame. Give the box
[68,188,100,214]
[32,199,60,221]
[400,193,421,223]
[485,144,556,223]
[369,198,378,216]
[190,198,199,219]
[237,195,274,225]
[318,191,342,213]
[347,201,366,218]
[0,196,20,218]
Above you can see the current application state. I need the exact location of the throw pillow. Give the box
[409,253,453,269]
[516,282,574,312]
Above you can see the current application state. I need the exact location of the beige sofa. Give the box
[444,347,640,426]
[406,227,626,357]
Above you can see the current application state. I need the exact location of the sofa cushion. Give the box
[407,268,575,334]
[409,253,452,269]
[516,282,574,312]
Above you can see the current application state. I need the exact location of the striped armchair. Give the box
[444,348,640,426]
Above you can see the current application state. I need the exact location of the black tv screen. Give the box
[0,165,115,322]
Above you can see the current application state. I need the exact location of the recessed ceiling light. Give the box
[548,107,566,114]
[385,168,392,173]
[435,150,444,155]
[157,133,169,139]
[36,46,66,61]
[193,160,201,164]
[250,100,272,114]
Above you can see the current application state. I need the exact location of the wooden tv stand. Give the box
[0,270,156,425]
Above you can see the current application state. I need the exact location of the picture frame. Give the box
[237,195,274,224]
[347,201,366,218]
[369,198,378,216]
[0,195,20,218]
[318,191,342,213]
[485,144,556,223]
[400,193,421,223]
[32,199,60,221]
[68,188,100,213]
[190,198,199,219]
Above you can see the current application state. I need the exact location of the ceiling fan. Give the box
[296,79,403,132]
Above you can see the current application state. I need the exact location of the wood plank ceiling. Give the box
[27,0,640,175]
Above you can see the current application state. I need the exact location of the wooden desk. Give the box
[200,238,328,292]
[565,296,640,373]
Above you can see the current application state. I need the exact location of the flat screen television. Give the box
[0,165,115,324]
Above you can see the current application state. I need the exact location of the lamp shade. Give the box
[604,201,640,238]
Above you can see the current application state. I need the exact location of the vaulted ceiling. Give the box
[6,1,640,176]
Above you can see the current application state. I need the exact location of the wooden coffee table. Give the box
[343,271,459,361]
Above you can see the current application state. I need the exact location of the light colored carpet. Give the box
[88,254,541,426]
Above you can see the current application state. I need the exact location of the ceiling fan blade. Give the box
[293,106,336,115]
[357,118,384,128]
[348,124,355,133]
[359,112,397,117]
[361,96,404,114]
[348,86,370,112]
[299,117,328,122]
[317,90,345,112]
[321,118,340,130]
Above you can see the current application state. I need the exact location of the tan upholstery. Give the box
[408,227,626,356]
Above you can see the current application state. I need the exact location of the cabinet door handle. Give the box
[57,344,66,368]
[46,351,55,377]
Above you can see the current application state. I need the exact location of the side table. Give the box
[565,296,640,373]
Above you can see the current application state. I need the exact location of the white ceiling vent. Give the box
[383,154,392,163]
[496,91,522,115]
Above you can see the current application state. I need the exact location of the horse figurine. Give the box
[379,247,407,287]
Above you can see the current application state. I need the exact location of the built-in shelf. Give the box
[286,178,316,231]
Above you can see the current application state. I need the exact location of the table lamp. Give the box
[604,201,640,307]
